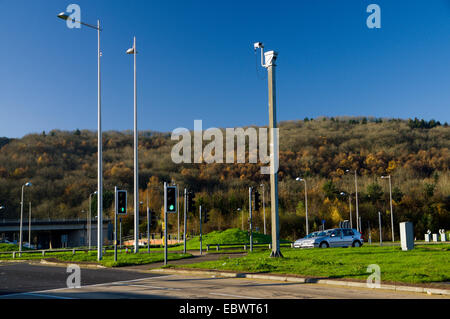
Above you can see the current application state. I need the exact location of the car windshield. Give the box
[305,232,318,238]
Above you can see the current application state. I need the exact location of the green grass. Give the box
[0,243,31,252]
[179,244,450,284]
[168,228,289,250]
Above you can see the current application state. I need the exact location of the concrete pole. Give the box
[97,19,103,261]
[266,50,282,258]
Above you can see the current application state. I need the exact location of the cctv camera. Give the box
[253,42,264,50]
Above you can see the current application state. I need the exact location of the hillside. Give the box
[0,117,449,240]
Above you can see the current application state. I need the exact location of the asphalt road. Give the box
[0,262,448,299]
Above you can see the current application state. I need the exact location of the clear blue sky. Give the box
[0,0,449,138]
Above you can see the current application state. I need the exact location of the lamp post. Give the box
[260,184,266,235]
[237,208,242,230]
[295,177,309,235]
[88,191,97,250]
[340,191,352,229]
[346,169,359,232]
[28,202,32,248]
[381,175,394,242]
[126,37,139,253]
[57,12,103,261]
[19,182,32,254]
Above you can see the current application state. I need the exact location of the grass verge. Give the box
[177,244,450,285]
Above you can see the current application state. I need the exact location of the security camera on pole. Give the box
[254,42,282,257]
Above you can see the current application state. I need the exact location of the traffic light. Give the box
[166,186,177,213]
[117,190,127,215]
[203,209,209,223]
[187,191,195,212]
[254,190,260,211]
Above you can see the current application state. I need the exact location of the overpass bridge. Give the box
[0,218,112,249]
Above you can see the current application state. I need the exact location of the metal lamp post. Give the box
[296,177,309,235]
[126,37,139,253]
[346,169,359,232]
[340,191,353,229]
[19,182,32,254]
[57,12,103,261]
[260,184,266,235]
[88,191,97,250]
[381,175,394,242]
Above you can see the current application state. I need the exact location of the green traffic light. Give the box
[169,205,174,211]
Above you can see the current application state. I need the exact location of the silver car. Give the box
[293,231,320,248]
[297,228,364,248]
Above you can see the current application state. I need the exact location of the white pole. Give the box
[355,170,359,232]
[97,19,103,261]
[303,179,308,235]
[265,50,282,258]
[19,185,24,254]
[133,36,139,253]
[389,175,394,242]
[262,184,266,235]
[28,201,31,247]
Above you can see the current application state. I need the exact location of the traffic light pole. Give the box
[249,187,253,252]
[184,188,187,254]
[199,205,202,256]
[164,182,168,265]
[114,186,118,262]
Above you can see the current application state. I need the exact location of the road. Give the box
[0,262,447,299]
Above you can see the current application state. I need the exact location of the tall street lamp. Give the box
[57,12,104,261]
[381,175,394,242]
[259,184,266,235]
[19,182,32,254]
[295,177,309,235]
[127,37,139,253]
[346,169,359,232]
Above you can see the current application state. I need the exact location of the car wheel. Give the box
[319,242,329,248]
[352,240,362,247]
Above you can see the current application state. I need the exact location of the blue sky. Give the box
[0,0,449,138]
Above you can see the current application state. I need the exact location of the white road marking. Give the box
[209,292,257,299]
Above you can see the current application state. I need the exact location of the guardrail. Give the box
[206,242,293,251]
[0,245,131,259]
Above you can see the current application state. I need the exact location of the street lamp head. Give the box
[0,206,5,210]
[237,208,241,211]
[126,47,135,54]
[25,182,32,187]
[381,175,389,179]
[57,12,70,20]
[340,192,346,196]
[345,169,350,173]
[295,177,303,181]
